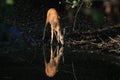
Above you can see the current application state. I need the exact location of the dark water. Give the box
[0,0,120,80]
[0,43,120,80]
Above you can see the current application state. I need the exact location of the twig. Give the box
[109,37,118,43]
[73,0,84,31]
[81,24,120,34]
[117,35,120,38]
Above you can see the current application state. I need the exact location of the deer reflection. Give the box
[43,45,64,77]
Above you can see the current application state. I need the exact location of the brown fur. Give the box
[42,8,64,45]
[45,46,63,77]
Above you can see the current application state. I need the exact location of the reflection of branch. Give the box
[72,62,77,80]
[60,70,73,74]
[30,47,37,63]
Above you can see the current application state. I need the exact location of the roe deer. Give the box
[43,45,64,77]
[42,8,64,45]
